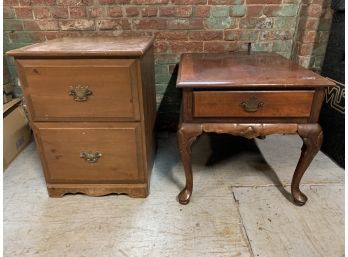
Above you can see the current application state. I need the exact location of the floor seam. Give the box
[232,189,255,257]
[230,182,344,188]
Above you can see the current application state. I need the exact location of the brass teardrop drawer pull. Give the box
[80,151,102,163]
[240,96,264,112]
[69,85,92,102]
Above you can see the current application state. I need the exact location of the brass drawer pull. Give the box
[69,85,92,102]
[240,96,264,112]
[80,151,102,163]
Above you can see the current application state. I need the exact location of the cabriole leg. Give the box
[291,124,323,205]
[177,123,202,205]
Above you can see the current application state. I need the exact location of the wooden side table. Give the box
[176,53,335,205]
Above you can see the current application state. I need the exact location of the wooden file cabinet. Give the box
[7,37,156,198]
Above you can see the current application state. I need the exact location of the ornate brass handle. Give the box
[80,151,102,163]
[69,85,92,102]
[240,96,264,112]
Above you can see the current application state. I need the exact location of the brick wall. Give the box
[293,0,333,71]
[3,0,332,130]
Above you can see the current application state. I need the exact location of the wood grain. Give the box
[9,36,156,198]
[33,122,144,184]
[193,91,314,118]
[138,46,157,185]
[177,52,336,88]
[7,36,154,57]
[47,183,148,198]
[17,59,140,121]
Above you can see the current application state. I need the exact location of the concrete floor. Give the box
[4,133,344,257]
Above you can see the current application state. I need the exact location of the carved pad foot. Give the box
[292,190,308,206]
[178,188,192,205]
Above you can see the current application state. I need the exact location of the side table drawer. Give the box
[193,91,314,118]
[17,59,140,121]
[33,122,144,183]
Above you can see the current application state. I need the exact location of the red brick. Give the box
[4,7,15,18]
[283,0,300,3]
[108,6,122,17]
[246,0,281,4]
[121,31,153,37]
[4,20,23,31]
[154,40,169,53]
[296,43,314,55]
[59,19,95,30]
[87,7,106,17]
[14,7,33,18]
[159,6,192,17]
[4,0,19,6]
[160,6,177,17]
[176,6,193,17]
[167,19,203,30]
[97,19,131,30]
[23,20,59,30]
[171,0,206,4]
[298,17,319,30]
[141,7,158,17]
[224,29,241,41]
[167,41,203,53]
[57,0,92,6]
[51,7,69,18]
[69,7,87,18]
[33,7,51,19]
[204,41,238,53]
[193,5,210,17]
[156,31,188,41]
[188,31,223,41]
[247,5,264,17]
[18,0,55,6]
[295,55,313,68]
[125,7,140,17]
[98,0,130,3]
[39,21,59,30]
[18,0,30,5]
[299,30,317,43]
[263,6,281,16]
[133,19,167,30]
[300,4,322,17]
[133,0,169,4]
[208,0,243,3]
[43,31,60,39]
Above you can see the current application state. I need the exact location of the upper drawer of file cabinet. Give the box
[16,59,140,121]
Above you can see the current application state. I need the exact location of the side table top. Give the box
[7,36,154,57]
[177,52,335,89]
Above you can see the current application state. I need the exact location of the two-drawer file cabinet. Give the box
[7,37,156,198]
